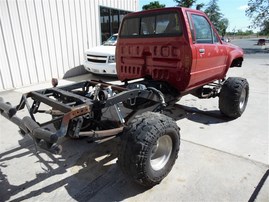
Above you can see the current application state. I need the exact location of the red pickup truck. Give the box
[0,7,249,188]
[117,7,246,97]
[116,7,249,118]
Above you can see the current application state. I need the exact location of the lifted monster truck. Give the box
[0,7,249,187]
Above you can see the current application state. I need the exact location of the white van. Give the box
[83,34,117,76]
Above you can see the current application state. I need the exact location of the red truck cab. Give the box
[116,7,243,93]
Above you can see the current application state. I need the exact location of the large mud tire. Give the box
[219,77,249,119]
[118,112,180,187]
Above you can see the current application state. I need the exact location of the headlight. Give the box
[108,55,115,63]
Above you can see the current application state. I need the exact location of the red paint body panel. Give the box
[116,7,243,93]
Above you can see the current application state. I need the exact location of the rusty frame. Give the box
[0,80,164,154]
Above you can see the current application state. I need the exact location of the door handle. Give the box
[199,49,205,53]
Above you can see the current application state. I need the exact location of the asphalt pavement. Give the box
[0,38,268,201]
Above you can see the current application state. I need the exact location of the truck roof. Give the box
[124,7,205,18]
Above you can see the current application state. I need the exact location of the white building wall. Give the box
[0,0,138,91]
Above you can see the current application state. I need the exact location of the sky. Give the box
[139,0,257,32]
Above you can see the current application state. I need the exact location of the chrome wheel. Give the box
[150,135,172,171]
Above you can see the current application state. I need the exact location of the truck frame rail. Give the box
[0,80,165,154]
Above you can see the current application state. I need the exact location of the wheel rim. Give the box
[239,88,247,110]
[150,135,172,171]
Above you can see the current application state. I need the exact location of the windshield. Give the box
[103,35,118,46]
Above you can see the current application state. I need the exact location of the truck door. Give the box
[189,13,227,84]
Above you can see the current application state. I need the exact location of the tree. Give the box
[174,0,204,10]
[204,0,229,36]
[142,1,165,10]
[246,0,269,35]
[196,3,205,10]
[226,29,254,36]
[204,0,223,27]
[219,18,229,37]
[259,21,269,35]
[174,0,196,7]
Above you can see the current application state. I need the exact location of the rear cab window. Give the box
[120,12,182,37]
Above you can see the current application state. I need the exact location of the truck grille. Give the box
[86,54,107,63]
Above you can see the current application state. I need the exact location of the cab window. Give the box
[120,12,182,37]
[213,31,220,43]
[156,13,181,35]
[191,14,213,44]
[141,16,155,35]
[121,17,140,36]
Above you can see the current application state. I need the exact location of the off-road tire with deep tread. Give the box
[219,77,249,118]
[118,111,180,187]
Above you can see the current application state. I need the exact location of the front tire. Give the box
[118,112,180,187]
[219,77,249,118]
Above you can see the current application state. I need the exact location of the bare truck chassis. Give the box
[0,79,169,154]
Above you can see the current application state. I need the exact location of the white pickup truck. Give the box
[83,34,117,76]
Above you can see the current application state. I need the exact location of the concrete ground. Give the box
[0,39,268,201]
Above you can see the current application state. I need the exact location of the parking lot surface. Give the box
[0,39,268,201]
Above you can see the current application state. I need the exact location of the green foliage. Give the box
[237,29,254,36]
[259,20,269,35]
[174,0,196,7]
[142,1,165,10]
[246,0,269,35]
[174,0,204,10]
[204,0,222,27]
[219,18,229,37]
[196,3,205,10]
[226,29,254,36]
[204,0,229,36]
